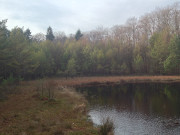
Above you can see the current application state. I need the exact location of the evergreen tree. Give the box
[0,19,11,79]
[24,28,32,41]
[75,29,83,41]
[0,19,9,45]
[46,26,55,41]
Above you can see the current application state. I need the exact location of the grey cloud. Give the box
[0,0,178,34]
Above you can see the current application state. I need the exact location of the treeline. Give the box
[0,3,180,80]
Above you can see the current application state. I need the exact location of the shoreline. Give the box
[32,76,180,87]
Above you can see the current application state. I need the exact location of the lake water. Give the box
[76,83,180,135]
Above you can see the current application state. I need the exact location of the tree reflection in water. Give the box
[76,83,180,134]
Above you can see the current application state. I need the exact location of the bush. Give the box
[1,74,16,85]
[45,80,57,100]
[1,74,23,86]
[99,117,114,135]
[36,79,57,100]
[0,74,20,101]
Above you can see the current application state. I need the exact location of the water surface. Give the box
[76,83,180,135]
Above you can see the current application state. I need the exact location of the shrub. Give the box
[36,79,57,100]
[45,80,57,100]
[1,74,16,85]
[1,74,23,86]
[99,117,114,135]
[0,74,20,101]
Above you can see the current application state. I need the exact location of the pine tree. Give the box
[46,26,55,41]
[24,28,32,41]
[75,29,83,41]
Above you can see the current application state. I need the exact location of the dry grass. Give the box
[0,80,98,135]
[28,76,180,87]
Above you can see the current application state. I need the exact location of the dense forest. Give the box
[0,4,180,81]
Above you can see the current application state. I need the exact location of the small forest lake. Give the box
[76,83,180,135]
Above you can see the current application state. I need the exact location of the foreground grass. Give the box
[0,81,98,135]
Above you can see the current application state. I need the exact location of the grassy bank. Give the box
[0,80,98,135]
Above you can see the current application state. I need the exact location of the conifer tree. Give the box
[75,29,83,41]
[46,26,54,41]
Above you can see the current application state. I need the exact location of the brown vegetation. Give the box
[0,79,98,135]
[29,76,180,87]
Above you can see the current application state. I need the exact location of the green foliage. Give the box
[164,53,177,72]
[67,58,76,76]
[164,35,180,73]
[1,74,16,85]
[120,63,129,74]
[149,29,171,74]
[134,54,143,73]
[1,6,180,80]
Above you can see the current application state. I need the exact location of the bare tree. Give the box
[32,33,46,43]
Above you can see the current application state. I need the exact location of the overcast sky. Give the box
[0,0,178,35]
